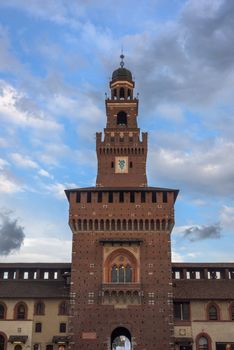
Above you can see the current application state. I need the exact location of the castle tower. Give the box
[65,56,178,350]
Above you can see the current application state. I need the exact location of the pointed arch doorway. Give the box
[111,327,132,350]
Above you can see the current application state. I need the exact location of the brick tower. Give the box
[65,55,178,350]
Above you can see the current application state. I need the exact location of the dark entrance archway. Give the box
[0,333,6,350]
[111,327,131,350]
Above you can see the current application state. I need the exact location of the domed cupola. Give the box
[110,54,135,100]
[111,54,133,81]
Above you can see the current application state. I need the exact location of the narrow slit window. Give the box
[163,192,167,203]
[87,192,92,203]
[108,192,113,203]
[119,192,124,203]
[76,192,81,203]
[141,192,146,203]
[97,192,102,203]
[130,192,135,203]
[152,192,157,203]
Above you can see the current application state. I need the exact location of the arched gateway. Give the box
[111,327,131,350]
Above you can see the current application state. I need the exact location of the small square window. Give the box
[24,272,29,279]
[59,323,66,333]
[35,323,42,333]
[34,344,41,350]
[148,292,154,298]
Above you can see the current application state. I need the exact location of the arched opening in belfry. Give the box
[119,87,125,99]
[111,327,131,350]
[117,111,127,126]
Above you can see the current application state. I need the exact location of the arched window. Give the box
[0,333,6,350]
[78,219,81,230]
[106,249,138,284]
[117,111,127,125]
[208,304,218,320]
[111,265,133,283]
[128,219,132,231]
[145,220,149,230]
[139,220,143,231]
[58,301,68,315]
[94,219,99,230]
[198,337,208,350]
[89,219,93,230]
[83,219,87,231]
[100,219,104,230]
[162,219,166,230]
[111,219,115,231]
[35,302,45,315]
[15,303,27,320]
[0,304,6,320]
[117,219,121,231]
[134,219,138,230]
[156,220,160,230]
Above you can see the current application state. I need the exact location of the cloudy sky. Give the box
[0,0,234,263]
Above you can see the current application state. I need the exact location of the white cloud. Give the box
[44,181,78,200]
[0,81,62,131]
[0,171,24,193]
[156,104,184,122]
[47,92,103,124]
[149,138,234,197]
[0,236,71,262]
[0,158,9,170]
[171,250,184,262]
[220,206,234,229]
[38,169,53,179]
[1,0,83,28]
[11,152,38,169]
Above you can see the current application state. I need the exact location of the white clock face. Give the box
[115,157,128,173]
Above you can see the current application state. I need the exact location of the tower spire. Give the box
[120,51,125,68]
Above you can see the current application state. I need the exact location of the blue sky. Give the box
[0,0,234,262]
